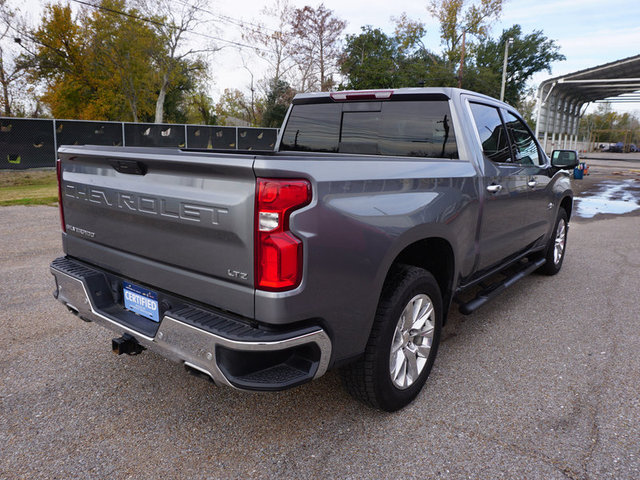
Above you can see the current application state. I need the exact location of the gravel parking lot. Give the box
[1,173,639,479]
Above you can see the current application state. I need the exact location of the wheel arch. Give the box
[386,237,456,324]
[560,195,573,220]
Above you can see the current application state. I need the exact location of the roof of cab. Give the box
[291,87,509,107]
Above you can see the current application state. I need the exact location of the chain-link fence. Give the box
[0,117,279,170]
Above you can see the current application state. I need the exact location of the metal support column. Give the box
[52,119,58,158]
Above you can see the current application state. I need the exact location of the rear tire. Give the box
[341,265,442,412]
[538,209,568,276]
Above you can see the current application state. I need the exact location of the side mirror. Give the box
[551,149,579,169]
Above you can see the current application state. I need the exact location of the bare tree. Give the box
[290,4,346,91]
[0,1,28,116]
[242,0,296,87]
[136,0,218,123]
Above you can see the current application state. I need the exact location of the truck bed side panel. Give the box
[253,154,480,362]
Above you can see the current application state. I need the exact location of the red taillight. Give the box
[56,158,66,232]
[255,178,311,291]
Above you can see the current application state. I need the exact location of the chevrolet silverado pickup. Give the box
[50,88,578,411]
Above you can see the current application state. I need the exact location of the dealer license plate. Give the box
[123,282,159,322]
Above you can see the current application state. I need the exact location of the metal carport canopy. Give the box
[534,54,640,152]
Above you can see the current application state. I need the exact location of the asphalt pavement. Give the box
[1,189,639,479]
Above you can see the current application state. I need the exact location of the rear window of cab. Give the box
[280,100,458,159]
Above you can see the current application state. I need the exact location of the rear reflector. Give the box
[56,158,66,232]
[255,178,311,291]
[330,90,393,101]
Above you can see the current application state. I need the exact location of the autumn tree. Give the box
[25,3,99,119]
[24,1,163,120]
[21,0,207,122]
[579,103,640,144]
[290,4,346,91]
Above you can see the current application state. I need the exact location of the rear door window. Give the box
[469,102,512,164]
[503,111,543,166]
[281,100,458,159]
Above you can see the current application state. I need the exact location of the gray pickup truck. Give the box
[50,88,577,411]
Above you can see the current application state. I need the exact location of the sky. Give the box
[8,0,640,113]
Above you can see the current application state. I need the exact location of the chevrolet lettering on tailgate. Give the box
[64,183,228,225]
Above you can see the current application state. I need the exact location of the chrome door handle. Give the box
[527,179,537,188]
[486,184,502,193]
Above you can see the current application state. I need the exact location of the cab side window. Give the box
[469,103,512,164]
[503,111,543,166]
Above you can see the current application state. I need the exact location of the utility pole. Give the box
[500,37,514,102]
[458,31,466,89]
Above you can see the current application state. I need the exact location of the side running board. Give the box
[457,258,546,315]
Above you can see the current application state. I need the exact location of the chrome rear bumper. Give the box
[51,257,332,391]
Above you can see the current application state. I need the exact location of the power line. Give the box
[189,29,270,52]
[70,0,269,52]
[173,0,278,35]
[71,0,166,27]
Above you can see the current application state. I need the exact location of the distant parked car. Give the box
[628,144,638,152]
[605,142,624,153]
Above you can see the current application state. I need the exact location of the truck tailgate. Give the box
[58,146,256,318]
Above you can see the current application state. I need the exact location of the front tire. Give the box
[341,265,442,412]
[538,209,569,276]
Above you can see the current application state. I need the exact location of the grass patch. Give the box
[0,170,58,206]
[0,169,57,187]
[0,196,58,207]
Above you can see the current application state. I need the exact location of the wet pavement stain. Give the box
[574,179,640,219]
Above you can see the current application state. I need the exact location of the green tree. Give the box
[339,22,440,90]
[428,0,503,64]
[184,91,217,125]
[427,0,503,87]
[472,25,565,105]
[340,27,397,90]
[214,88,259,126]
[261,78,294,127]
[393,14,441,87]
